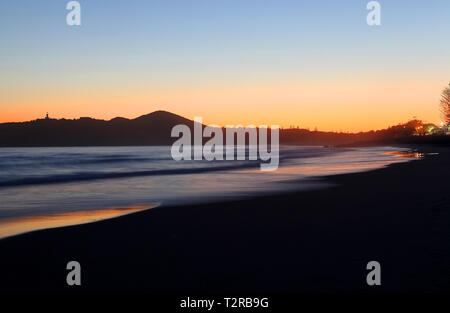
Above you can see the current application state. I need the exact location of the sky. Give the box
[0,0,449,132]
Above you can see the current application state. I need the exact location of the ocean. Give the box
[0,145,419,238]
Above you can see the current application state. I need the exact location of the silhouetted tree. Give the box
[441,83,450,125]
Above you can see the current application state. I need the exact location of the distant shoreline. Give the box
[2,110,447,147]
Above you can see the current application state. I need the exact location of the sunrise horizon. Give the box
[0,101,445,133]
[2,1,449,132]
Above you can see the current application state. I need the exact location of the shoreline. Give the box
[0,145,416,240]
[0,145,449,292]
[0,204,159,240]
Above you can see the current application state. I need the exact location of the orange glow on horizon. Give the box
[0,78,445,132]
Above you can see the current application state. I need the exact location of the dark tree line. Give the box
[441,83,450,125]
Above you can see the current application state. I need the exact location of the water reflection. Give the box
[0,204,158,239]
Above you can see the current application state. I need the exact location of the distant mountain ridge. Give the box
[0,111,446,147]
[0,111,195,147]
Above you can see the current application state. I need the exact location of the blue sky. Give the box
[1,0,449,130]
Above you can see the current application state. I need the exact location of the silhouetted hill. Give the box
[0,111,446,147]
[0,111,194,147]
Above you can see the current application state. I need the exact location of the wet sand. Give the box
[0,204,158,240]
[0,145,449,293]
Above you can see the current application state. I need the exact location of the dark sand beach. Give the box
[0,145,449,293]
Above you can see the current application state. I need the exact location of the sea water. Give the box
[0,146,419,238]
